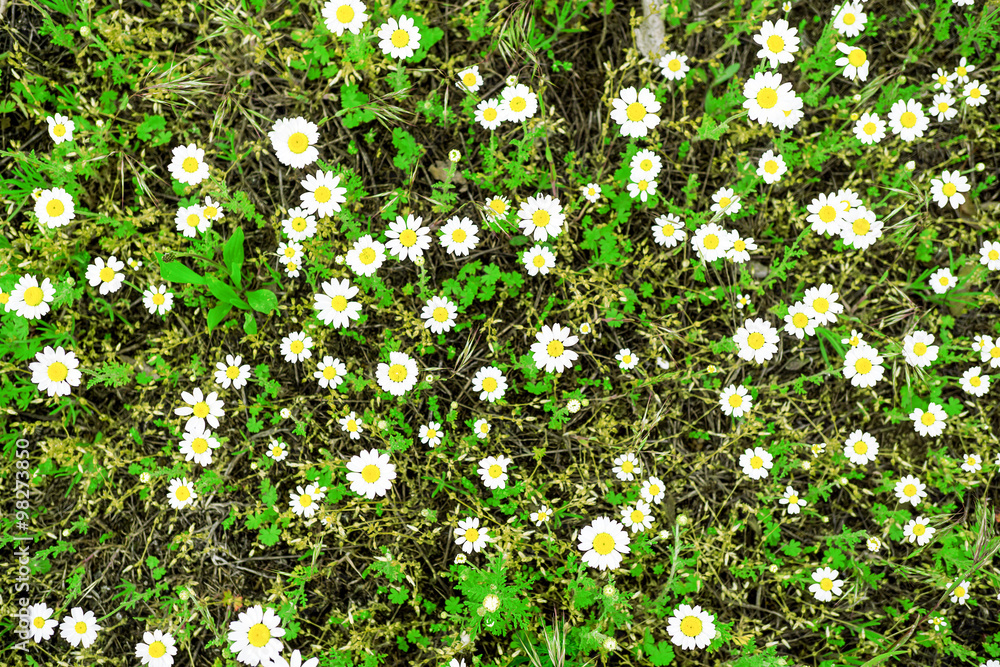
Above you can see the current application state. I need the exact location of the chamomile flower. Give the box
[612,453,641,481]
[582,183,601,203]
[960,366,990,397]
[456,65,483,92]
[616,348,638,371]
[276,241,303,266]
[932,67,955,91]
[375,351,419,396]
[8,274,55,320]
[523,244,556,276]
[498,84,538,122]
[780,486,807,514]
[772,91,804,130]
[517,194,565,242]
[85,255,126,294]
[895,475,927,506]
[473,418,491,439]
[455,517,490,553]
[658,51,690,80]
[26,602,58,643]
[901,331,939,368]
[214,354,251,390]
[439,216,480,256]
[630,149,662,180]
[784,302,817,339]
[610,87,661,138]
[734,318,780,364]
[627,177,657,202]
[853,112,887,144]
[484,194,511,220]
[931,93,958,121]
[743,71,794,126]
[667,605,717,650]
[979,241,1000,270]
[641,476,666,504]
[719,384,753,417]
[843,344,884,388]
[843,430,879,465]
[386,214,431,261]
[419,421,442,447]
[422,296,458,334]
[60,608,101,648]
[175,204,208,237]
[289,484,322,518]
[34,187,75,228]
[691,223,733,262]
[314,278,361,328]
[736,293,752,309]
[29,346,81,397]
[345,235,386,277]
[953,57,975,84]
[835,42,869,81]
[621,500,654,533]
[531,505,552,525]
[930,267,957,294]
[930,170,970,209]
[753,19,799,68]
[727,234,757,263]
[961,453,982,473]
[166,477,197,510]
[226,605,285,667]
[840,206,883,250]
[866,536,881,552]
[179,426,220,467]
[809,567,844,602]
[578,516,631,570]
[901,515,935,546]
[757,150,787,184]
[831,2,866,37]
[280,332,313,363]
[740,447,773,480]
[346,448,396,499]
[285,260,301,278]
[174,388,225,430]
[314,356,347,390]
[300,170,347,218]
[652,213,686,248]
[950,580,971,605]
[377,14,421,59]
[807,193,844,235]
[47,113,75,143]
[169,143,210,185]
[270,650,320,667]
[531,323,579,373]
[268,116,320,169]
[282,208,317,241]
[887,99,930,142]
[910,401,947,437]
[472,366,508,402]
[842,330,864,347]
[711,187,742,216]
[964,80,989,107]
[478,454,512,490]
[322,0,368,35]
[339,412,364,439]
[267,439,289,462]
[474,98,505,129]
[802,284,843,326]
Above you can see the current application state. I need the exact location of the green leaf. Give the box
[158,255,205,284]
[207,302,233,331]
[223,228,245,288]
[204,275,248,309]
[243,313,258,335]
[247,289,279,314]
[259,524,281,546]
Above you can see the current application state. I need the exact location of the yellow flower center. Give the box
[640,159,653,171]
[46,199,65,217]
[863,122,877,135]
[900,111,917,128]
[359,247,377,265]
[848,49,866,67]
[854,358,872,374]
[937,102,949,113]
[532,209,550,227]
[626,102,646,121]
[920,412,936,426]
[205,206,218,218]
[750,456,763,469]
[954,586,965,597]
[756,87,778,109]
[971,88,981,98]
[75,621,88,634]
[388,363,408,382]
[970,376,981,387]
[287,132,309,154]
[532,254,546,268]
[175,486,190,501]
[747,332,765,350]
[630,509,644,523]
[53,124,67,137]
[792,312,809,329]
[336,4,355,23]
[843,12,855,24]
[24,286,44,306]
[853,441,868,455]
[728,394,743,408]
[509,96,526,112]
[660,224,674,237]
[299,494,312,507]
[193,401,210,418]
[182,156,199,173]
[938,75,948,85]
[462,72,477,87]
[191,438,209,454]
[488,199,507,215]
[648,484,660,495]
[147,641,166,658]
[734,239,746,252]
[820,578,834,591]
[331,295,348,312]
[592,532,616,555]
[488,464,503,478]
[903,483,917,497]
[990,250,999,260]
[622,355,632,364]
[668,58,682,72]
[290,341,304,354]
[284,247,296,258]
[247,623,271,648]
[767,34,785,53]
[546,340,564,357]
[812,297,829,314]
[621,461,634,472]
[464,527,479,543]
[362,464,381,483]
[399,229,417,247]
[482,107,497,121]
[314,186,331,203]
[432,306,450,322]
[942,183,957,197]
[347,420,358,432]
[390,29,410,48]
[224,365,240,379]
[913,522,927,534]
[787,494,798,504]
[852,217,870,235]
[764,160,779,174]
[323,366,338,380]
[680,615,703,637]
[446,228,466,245]
[718,196,731,209]
[426,429,436,439]
[187,213,201,227]
[637,180,648,192]
[940,277,949,286]
[272,446,283,456]
[912,342,927,356]
[482,377,498,392]
[957,66,967,76]
[100,267,116,282]
[291,217,307,232]
[47,362,68,382]
[815,206,836,224]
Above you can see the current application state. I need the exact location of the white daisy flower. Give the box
[178,426,220,467]
[843,430,878,465]
[960,366,990,397]
[835,42,869,81]
[903,516,935,546]
[640,476,666,504]
[578,516,631,570]
[980,241,1000,270]
[910,401,947,437]
[174,387,225,431]
[726,234,757,263]
[8,274,55,320]
[322,0,368,36]
[831,2,867,37]
[472,366,508,402]
[34,187,76,228]
[711,187,742,216]
[377,14,421,59]
[375,351,419,396]
[29,346,82,397]
[46,113,75,143]
[895,475,927,505]
[809,567,844,602]
[530,505,552,525]
[26,602,59,643]
[280,332,313,363]
[135,630,178,667]
[531,323,579,373]
[839,206,882,250]
[419,421,443,447]
[843,343,884,388]
[753,19,799,68]
[802,283,843,326]
[887,99,930,142]
[439,215,480,256]
[610,87,661,138]
[929,170,970,209]
[166,477,197,510]
[517,194,565,242]
[385,214,431,261]
[582,182,602,203]
[168,143,210,185]
[282,207,317,241]
[175,204,208,238]
[215,354,251,389]
[478,454,512,490]
[473,418,491,439]
[739,446,773,480]
[621,499,654,533]
[953,57,975,84]
[456,65,483,92]
[289,484,322,518]
[719,384,752,418]
[85,255,126,294]
[314,356,347,389]
[455,517,491,553]
[498,84,538,123]
[339,411,364,439]
[266,439,289,462]
[652,213,686,248]
[932,67,955,91]
[734,318,779,364]
[963,80,989,107]
[902,331,939,368]
[345,234,386,277]
[630,149,662,180]
[615,348,638,371]
[658,51,690,81]
[346,448,396,499]
[268,116,320,169]
[949,580,971,605]
[59,607,101,648]
[742,71,794,126]
[523,244,556,276]
[930,267,956,294]
[300,170,347,218]
[853,112,887,144]
[666,604,716,650]
[757,150,787,184]
[961,453,982,473]
[475,98,505,130]
[784,302,817,340]
[225,605,285,666]
[421,296,458,334]
[806,192,844,235]
[612,452,641,481]
[627,177,657,202]
[780,486,807,514]
[931,93,958,122]
[691,223,733,262]
[314,278,362,328]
